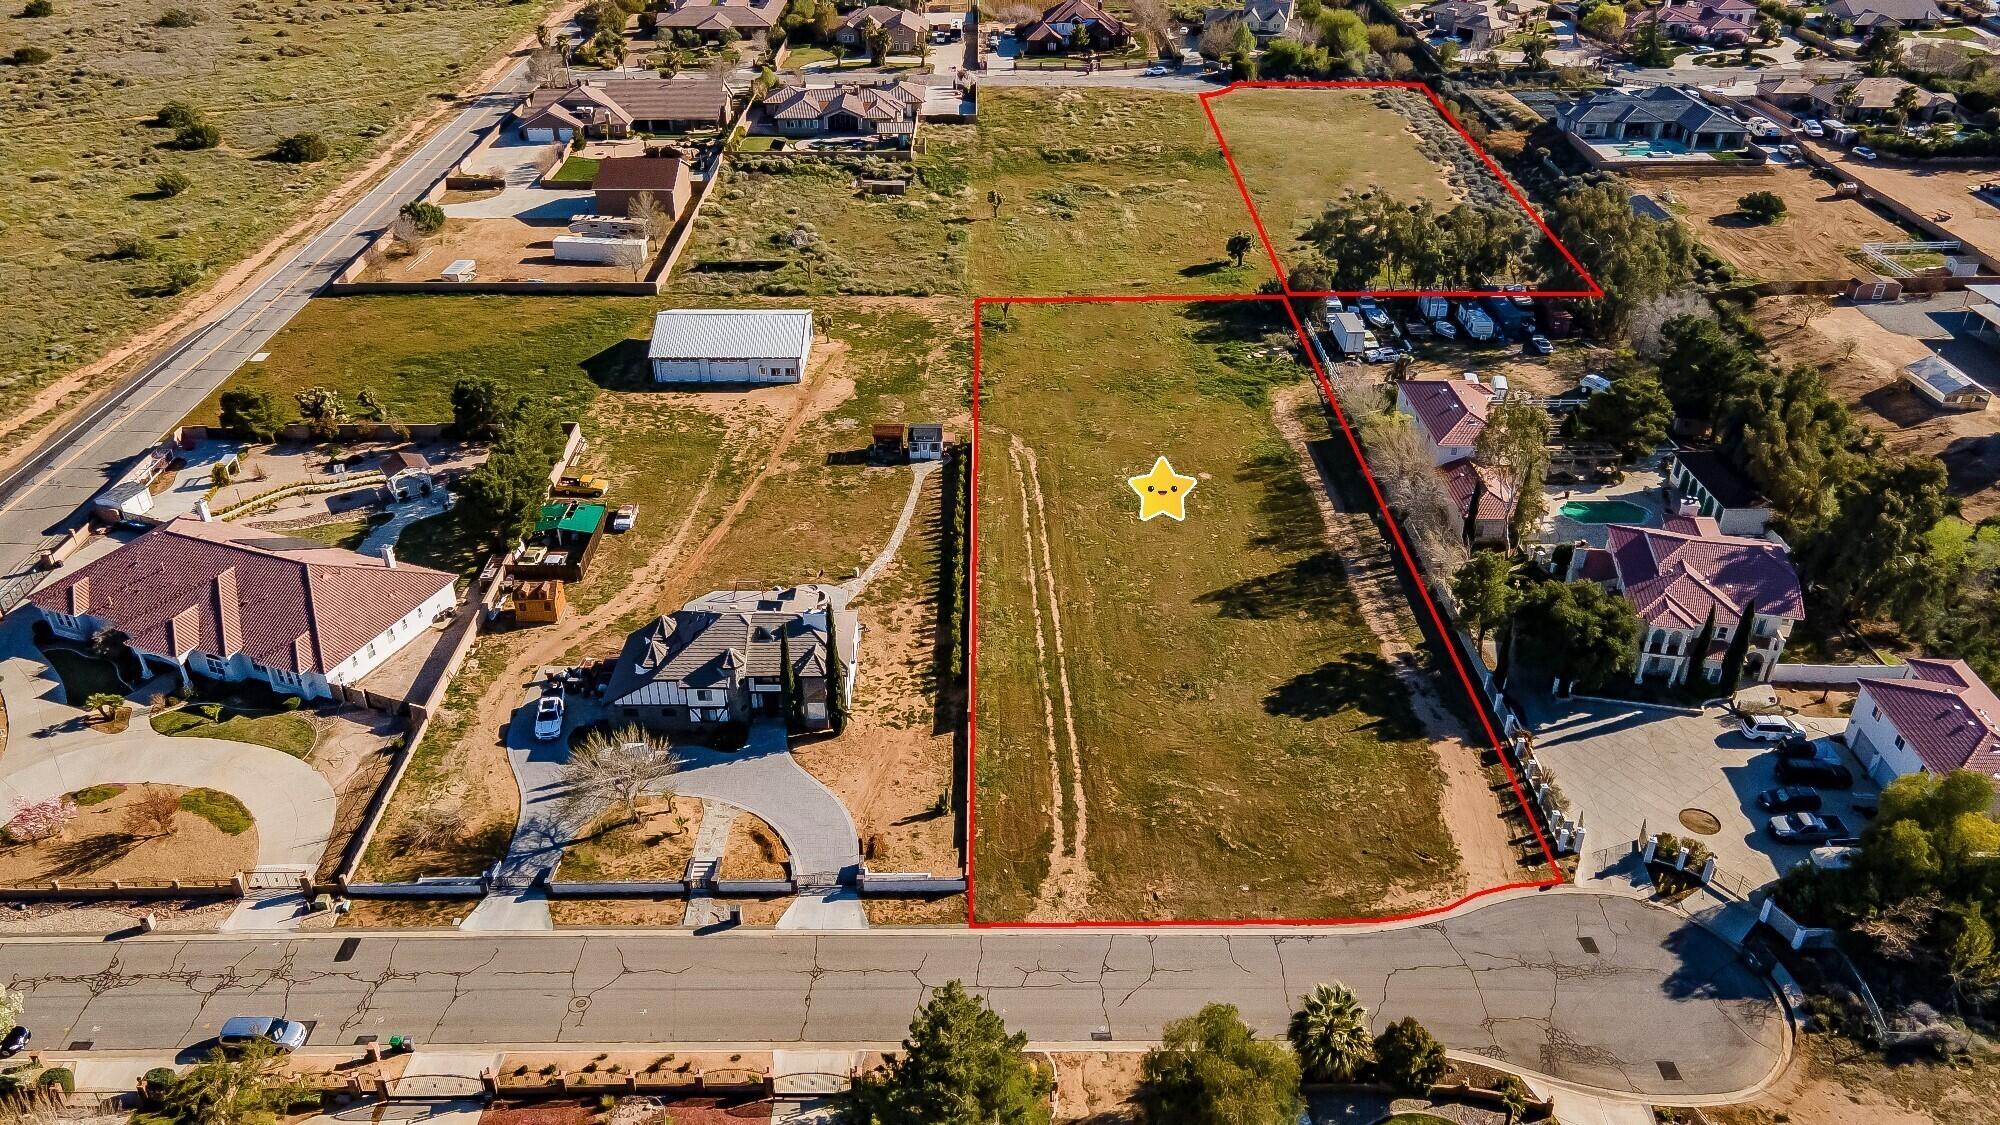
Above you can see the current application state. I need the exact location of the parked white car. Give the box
[1738,713,1807,742]
[533,693,565,742]
[1802,120,1825,138]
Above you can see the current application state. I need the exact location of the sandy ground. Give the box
[1405,338,1619,397]
[554,795,706,881]
[362,217,657,285]
[861,893,964,925]
[1709,1036,1988,1125]
[545,896,795,927]
[1647,166,1908,282]
[717,814,790,881]
[1044,1051,1144,1123]
[1808,139,2000,264]
[0,783,257,885]
[337,897,476,929]
[1776,685,1858,719]
[1756,299,2000,519]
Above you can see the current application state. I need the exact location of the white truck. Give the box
[1326,310,1368,355]
[1456,301,1496,342]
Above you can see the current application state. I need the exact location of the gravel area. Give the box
[0,897,236,935]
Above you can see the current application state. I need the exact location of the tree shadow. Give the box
[1237,446,1328,556]
[1179,259,1232,277]
[39,831,146,879]
[1195,551,1352,621]
[1261,653,1423,740]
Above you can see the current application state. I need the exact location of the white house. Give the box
[25,515,457,702]
[1395,377,1495,465]
[1847,658,2000,786]
[648,308,814,385]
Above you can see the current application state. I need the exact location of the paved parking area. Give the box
[1526,696,1876,889]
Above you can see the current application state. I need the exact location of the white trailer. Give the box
[1327,310,1368,355]
[1417,295,1449,320]
[552,235,648,265]
[1456,302,1495,341]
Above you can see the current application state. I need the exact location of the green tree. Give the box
[1574,372,1673,460]
[1551,182,1696,336]
[1716,600,1756,696]
[838,980,1051,1125]
[1579,2,1625,39]
[271,133,329,163]
[1511,579,1640,692]
[293,386,344,441]
[1520,31,1551,69]
[219,388,282,442]
[1861,22,1900,62]
[1474,398,1549,544]
[1371,1017,1445,1095]
[1681,606,1717,688]
[1795,456,1950,625]
[1496,1074,1531,1125]
[399,199,446,234]
[1736,189,1787,224]
[1654,314,1755,425]
[1628,18,1669,65]
[1138,1003,1302,1125]
[1437,38,1460,69]
[156,1041,315,1125]
[1948,905,2000,992]
[1226,232,1254,267]
[451,374,507,440]
[86,692,123,722]
[1451,551,1514,646]
[1287,983,1372,1084]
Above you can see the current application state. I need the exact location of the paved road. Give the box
[2,892,1783,1098]
[0,73,543,611]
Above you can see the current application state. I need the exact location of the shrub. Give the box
[155,100,201,129]
[1372,1017,1445,1094]
[174,122,221,150]
[194,701,224,721]
[399,199,445,234]
[37,1068,74,1093]
[21,0,54,15]
[179,787,253,834]
[160,259,204,294]
[10,45,50,64]
[155,169,193,197]
[271,132,329,163]
[1737,189,1787,224]
[71,783,124,806]
[155,6,198,25]
[279,695,301,711]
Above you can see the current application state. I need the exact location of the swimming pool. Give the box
[1559,499,1651,524]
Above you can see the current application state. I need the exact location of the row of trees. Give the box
[837,980,1485,1124]
[1300,192,1533,291]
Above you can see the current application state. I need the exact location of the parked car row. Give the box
[1742,712,1873,845]
[1324,293,1572,362]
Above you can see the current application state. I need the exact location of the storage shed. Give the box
[1903,355,1993,412]
[648,309,814,385]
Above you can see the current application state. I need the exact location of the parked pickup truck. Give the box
[1766,811,1851,845]
[551,474,608,498]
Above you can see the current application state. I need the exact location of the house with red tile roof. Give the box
[1848,658,2000,786]
[1566,514,1804,685]
[1440,457,1517,546]
[1395,377,1495,466]
[24,515,457,702]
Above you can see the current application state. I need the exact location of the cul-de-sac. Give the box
[8,0,2000,1119]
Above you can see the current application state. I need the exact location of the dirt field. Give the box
[0,784,257,885]
[1754,296,2000,519]
[361,217,655,285]
[1711,1033,2000,1125]
[1647,165,1909,282]
[972,300,1465,923]
[1808,139,2000,265]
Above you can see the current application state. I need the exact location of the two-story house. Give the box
[1846,658,2000,786]
[1566,513,1805,686]
[1395,377,1495,466]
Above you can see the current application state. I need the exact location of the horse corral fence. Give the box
[1860,239,1964,278]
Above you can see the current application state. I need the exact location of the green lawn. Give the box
[1921,25,1980,39]
[971,301,1458,922]
[671,143,971,297]
[781,44,841,68]
[969,88,1273,295]
[285,517,372,551]
[545,155,601,186]
[0,0,556,456]
[152,706,317,757]
[180,787,254,834]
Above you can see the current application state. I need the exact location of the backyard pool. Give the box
[1559,499,1651,524]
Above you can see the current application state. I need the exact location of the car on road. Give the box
[1142,65,1169,76]
[1854,145,1879,161]
[1756,786,1822,813]
[1526,334,1553,355]
[532,693,565,742]
[1738,713,1806,742]
[1776,754,1855,789]
[219,1016,308,1052]
[1432,319,1458,339]
[1802,120,1825,138]
[1,1026,28,1058]
[1766,811,1851,845]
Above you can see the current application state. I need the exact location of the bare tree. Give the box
[1126,0,1172,54]
[124,787,182,839]
[388,214,424,257]
[394,803,463,852]
[705,50,736,81]
[1624,286,1712,356]
[526,45,570,89]
[1364,418,1466,584]
[1324,362,1390,424]
[1785,293,1831,332]
[1197,20,1240,58]
[628,190,671,247]
[611,237,652,281]
[561,724,678,826]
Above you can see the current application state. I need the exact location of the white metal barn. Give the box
[648,309,814,385]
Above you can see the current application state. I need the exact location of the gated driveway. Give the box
[1526,696,1877,890]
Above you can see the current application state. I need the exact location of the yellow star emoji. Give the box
[1128,456,1197,522]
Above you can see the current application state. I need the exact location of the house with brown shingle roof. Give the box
[756,80,924,141]
[1848,658,2000,786]
[604,586,854,732]
[654,0,780,39]
[1395,377,1496,465]
[25,515,457,702]
[833,5,928,52]
[516,77,733,143]
[1015,0,1130,53]
[1566,514,1804,686]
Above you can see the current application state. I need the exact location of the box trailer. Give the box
[1456,302,1496,341]
[552,235,648,265]
[1327,310,1368,354]
[1417,296,1450,321]
[1537,303,1573,338]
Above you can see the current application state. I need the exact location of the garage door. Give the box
[655,359,706,382]
[708,358,754,381]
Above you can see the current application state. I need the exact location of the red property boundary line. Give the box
[965,80,1574,930]
[1199,79,1604,301]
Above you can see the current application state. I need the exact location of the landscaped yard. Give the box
[971,300,1459,922]
[555,795,705,881]
[0,0,555,456]
[968,88,1274,295]
[670,145,970,297]
[545,155,601,186]
[152,705,317,757]
[0,783,256,885]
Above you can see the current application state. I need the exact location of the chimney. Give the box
[195,498,213,522]
[379,545,395,569]
[1677,497,1701,518]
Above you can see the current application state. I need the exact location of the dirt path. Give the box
[1270,385,1520,897]
[1004,435,1094,921]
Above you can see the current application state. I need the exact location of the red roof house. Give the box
[1395,378,1495,465]
[1850,658,2000,786]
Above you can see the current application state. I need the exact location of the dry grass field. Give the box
[971,299,1461,922]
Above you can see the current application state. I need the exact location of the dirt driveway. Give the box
[1644,165,1909,282]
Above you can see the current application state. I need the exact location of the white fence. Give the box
[1455,628,1585,856]
[1770,662,1908,686]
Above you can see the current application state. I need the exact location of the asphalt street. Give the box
[4,892,1785,1098]
[0,76,538,609]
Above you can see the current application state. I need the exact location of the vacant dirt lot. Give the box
[1808,140,2000,265]
[1650,166,1909,281]
[362,217,654,284]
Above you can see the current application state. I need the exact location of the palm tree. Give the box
[1287,983,1373,1084]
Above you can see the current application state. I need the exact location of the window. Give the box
[1872,705,1881,720]
[1895,735,1906,751]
